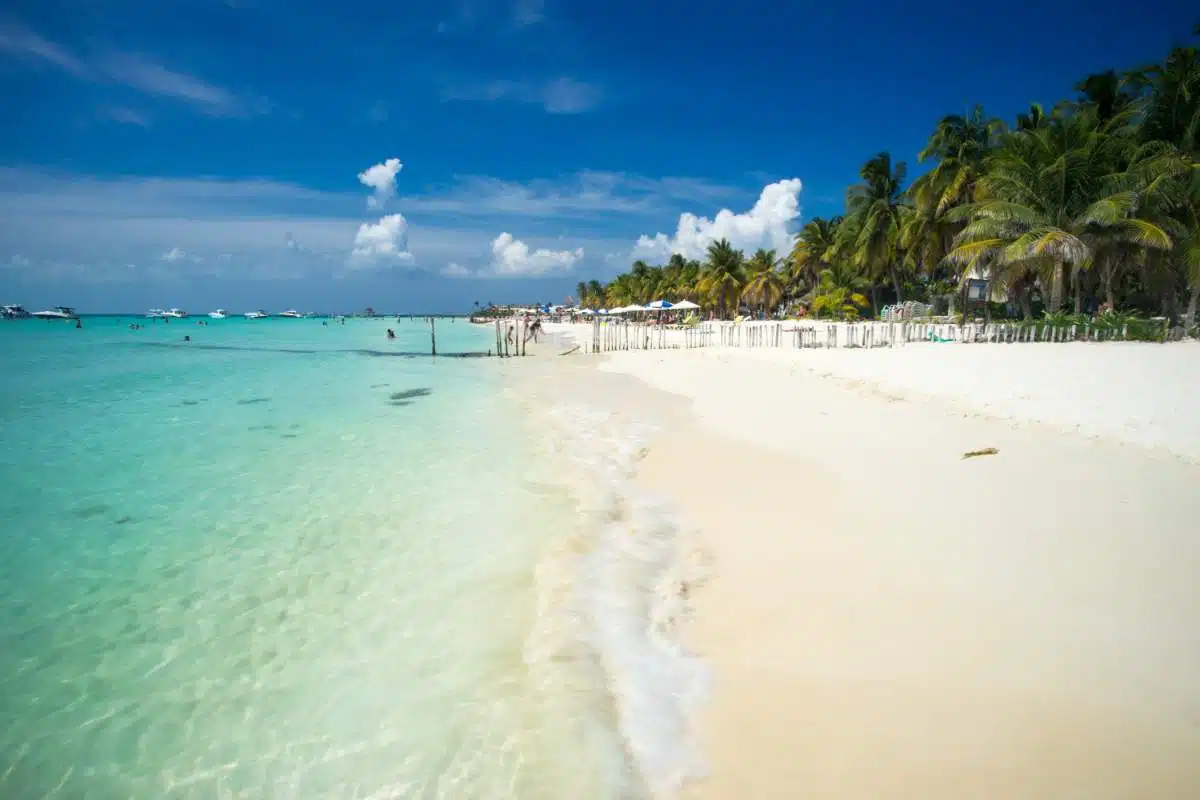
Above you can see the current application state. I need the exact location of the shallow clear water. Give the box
[0,315,631,798]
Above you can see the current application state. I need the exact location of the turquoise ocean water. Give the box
[0,315,674,798]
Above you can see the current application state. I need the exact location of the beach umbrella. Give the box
[579,309,594,315]
[672,299,699,310]
[647,299,674,309]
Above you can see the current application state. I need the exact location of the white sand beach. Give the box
[524,333,1200,798]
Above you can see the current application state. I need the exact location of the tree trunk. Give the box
[1049,258,1064,313]
[890,265,903,304]
[870,286,880,318]
[1185,285,1199,330]
[1072,266,1083,315]
[1020,287,1033,320]
[1103,265,1115,311]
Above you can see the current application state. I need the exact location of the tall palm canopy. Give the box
[575,24,1200,327]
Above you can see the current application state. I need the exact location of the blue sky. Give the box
[0,0,1191,312]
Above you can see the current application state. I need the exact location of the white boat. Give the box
[163,308,188,319]
[2,304,30,319]
[208,309,227,319]
[32,306,76,320]
[277,309,304,318]
[146,308,166,319]
[244,310,269,319]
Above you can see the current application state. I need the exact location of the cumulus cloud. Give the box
[632,179,803,261]
[349,214,415,267]
[442,262,471,278]
[161,246,186,261]
[489,232,582,276]
[358,158,403,209]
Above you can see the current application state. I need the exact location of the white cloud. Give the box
[161,247,186,261]
[442,78,602,114]
[99,53,241,117]
[357,158,404,209]
[632,179,803,261]
[442,262,471,278]
[349,214,415,267]
[489,232,582,276]
[0,21,88,76]
[0,168,648,282]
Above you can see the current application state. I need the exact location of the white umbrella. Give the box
[579,309,594,315]
[647,299,674,309]
[672,299,700,310]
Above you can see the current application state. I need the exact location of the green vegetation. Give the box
[580,26,1200,329]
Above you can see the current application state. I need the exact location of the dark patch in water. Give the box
[237,398,270,405]
[281,433,299,439]
[115,342,489,358]
[72,504,110,519]
[369,383,389,388]
[248,424,277,431]
[288,423,300,429]
[389,388,432,401]
[388,400,414,407]
[180,400,202,406]
[114,516,134,525]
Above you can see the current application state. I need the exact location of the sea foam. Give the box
[528,404,711,798]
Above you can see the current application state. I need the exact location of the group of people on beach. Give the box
[505,315,542,346]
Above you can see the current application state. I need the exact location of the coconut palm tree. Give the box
[844,152,909,303]
[788,216,839,298]
[741,249,786,318]
[810,261,871,320]
[1073,70,1137,125]
[947,108,1169,313]
[697,238,746,319]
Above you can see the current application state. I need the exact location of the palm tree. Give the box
[697,238,746,319]
[1073,70,1137,124]
[845,152,909,304]
[947,108,1170,314]
[1015,102,1050,132]
[587,280,604,308]
[906,106,1003,294]
[1127,40,1200,155]
[741,249,786,318]
[810,261,871,320]
[788,216,839,298]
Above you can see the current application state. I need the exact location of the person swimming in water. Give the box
[386,328,396,340]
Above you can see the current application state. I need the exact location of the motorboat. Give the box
[32,306,76,320]
[146,308,166,319]
[2,304,30,319]
[163,308,188,319]
[244,310,269,319]
[277,309,304,318]
[208,309,228,319]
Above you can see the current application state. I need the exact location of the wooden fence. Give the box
[584,318,1184,354]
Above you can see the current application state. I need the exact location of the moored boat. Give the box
[32,306,76,320]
